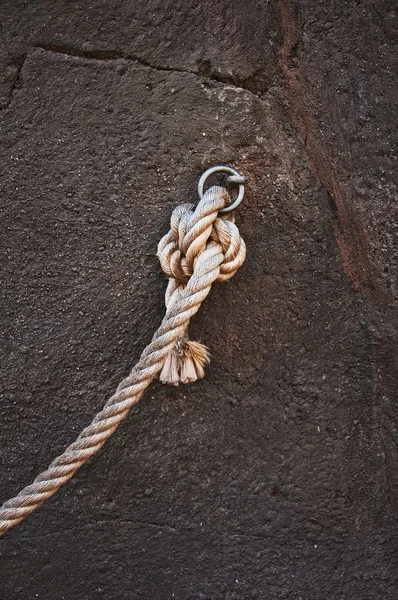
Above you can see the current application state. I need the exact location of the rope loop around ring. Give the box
[197,165,246,214]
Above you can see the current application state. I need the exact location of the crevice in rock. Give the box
[1,42,269,116]
[39,42,190,75]
[37,43,265,99]
[0,55,26,111]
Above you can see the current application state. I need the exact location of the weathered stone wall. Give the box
[0,1,397,598]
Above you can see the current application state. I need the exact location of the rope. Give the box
[0,185,246,536]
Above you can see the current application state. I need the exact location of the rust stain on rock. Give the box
[278,0,378,295]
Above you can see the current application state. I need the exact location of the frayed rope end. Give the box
[159,339,210,386]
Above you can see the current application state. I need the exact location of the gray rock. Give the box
[0,1,397,598]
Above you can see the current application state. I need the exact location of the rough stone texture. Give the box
[0,1,397,599]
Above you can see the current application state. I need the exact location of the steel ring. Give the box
[198,165,245,214]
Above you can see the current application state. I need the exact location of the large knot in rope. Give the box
[0,172,246,537]
[157,185,246,385]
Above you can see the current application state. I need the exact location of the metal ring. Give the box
[198,165,245,213]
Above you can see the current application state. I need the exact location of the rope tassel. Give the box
[0,171,246,536]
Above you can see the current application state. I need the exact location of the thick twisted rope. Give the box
[0,185,246,536]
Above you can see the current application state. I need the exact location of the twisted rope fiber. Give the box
[0,186,246,536]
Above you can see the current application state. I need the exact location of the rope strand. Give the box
[0,185,246,536]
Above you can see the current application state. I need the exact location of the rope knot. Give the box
[0,170,247,537]
[157,185,246,385]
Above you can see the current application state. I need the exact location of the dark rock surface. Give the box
[0,1,397,598]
